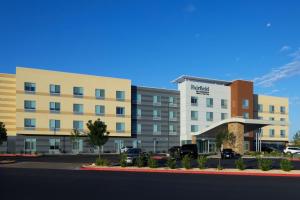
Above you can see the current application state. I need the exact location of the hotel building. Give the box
[0,67,289,154]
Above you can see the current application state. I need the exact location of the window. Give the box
[221,99,228,109]
[169,111,176,120]
[191,125,199,132]
[269,117,275,121]
[280,106,286,114]
[153,123,161,134]
[153,95,161,105]
[269,129,275,137]
[153,109,161,120]
[136,94,142,104]
[116,107,125,116]
[24,82,36,93]
[242,99,249,109]
[73,87,83,96]
[73,104,83,114]
[280,130,286,138]
[269,105,275,113]
[137,124,142,134]
[24,100,36,110]
[49,119,60,130]
[243,112,249,119]
[95,89,105,99]
[137,108,142,118]
[206,98,213,108]
[116,91,125,101]
[49,139,60,150]
[169,124,177,135]
[73,120,83,130]
[206,112,213,121]
[72,139,83,152]
[221,113,228,120]
[191,111,198,120]
[24,118,36,128]
[191,96,198,106]
[95,105,105,115]
[169,96,176,106]
[50,84,60,95]
[258,104,263,112]
[50,102,61,112]
[280,118,286,122]
[116,122,125,132]
[24,138,36,152]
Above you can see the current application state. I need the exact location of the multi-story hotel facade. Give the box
[0,67,289,154]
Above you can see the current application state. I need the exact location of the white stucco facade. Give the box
[176,77,231,144]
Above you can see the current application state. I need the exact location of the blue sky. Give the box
[0,0,299,139]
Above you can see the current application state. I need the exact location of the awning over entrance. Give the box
[192,117,288,138]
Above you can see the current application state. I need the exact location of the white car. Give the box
[120,146,133,154]
[283,147,300,154]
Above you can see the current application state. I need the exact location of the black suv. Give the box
[221,149,235,159]
[168,146,181,159]
[180,144,198,159]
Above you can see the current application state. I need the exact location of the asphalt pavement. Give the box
[1,167,300,200]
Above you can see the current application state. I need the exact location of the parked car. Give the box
[180,144,198,159]
[221,149,235,159]
[168,146,181,159]
[120,146,133,153]
[283,147,300,154]
[261,146,278,153]
[125,148,143,165]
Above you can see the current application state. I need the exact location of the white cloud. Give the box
[280,45,291,52]
[254,49,300,87]
[184,4,197,13]
[266,22,272,27]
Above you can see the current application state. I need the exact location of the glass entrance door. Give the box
[24,138,36,153]
[114,140,124,153]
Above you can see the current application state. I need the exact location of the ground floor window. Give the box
[72,139,83,153]
[24,138,36,153]
[49,139,60,151]
[132,140,141,148]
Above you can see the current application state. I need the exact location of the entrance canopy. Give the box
[192,117,288,138]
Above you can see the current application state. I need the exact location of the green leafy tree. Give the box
[293,131,300,146]
[86,119,110,159]
[215,130,236,168]
[0,121,7,146]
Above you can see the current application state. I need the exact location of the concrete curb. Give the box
[0,154,41,157]
[80,166,300,177]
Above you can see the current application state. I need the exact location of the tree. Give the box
[215,129,236,168]
[293,131,300,146]
[86,119,110,159]
[0,121,7,146]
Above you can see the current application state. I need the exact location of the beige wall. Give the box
[257,95,289,142]
[16,67,131,137]
[0,74,16,136]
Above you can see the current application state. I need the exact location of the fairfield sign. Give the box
[191,85,210,95]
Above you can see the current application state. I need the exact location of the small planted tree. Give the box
[197,155,208,169]
[86,119,110,159]
[182,155,192,169]
[0,121,7,146]
[215,130,236,169]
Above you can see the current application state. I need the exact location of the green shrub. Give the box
[258,158,272,171]
[235,158,245,170]
[197,155,208,169]
[166,157,176,169]
[119,153,127,167]
[217,164,223,170]
[135,155,146,168]
[148,157,158,168]
[280,159,293,172]
[95,158,110,166]
[182,155,192,169]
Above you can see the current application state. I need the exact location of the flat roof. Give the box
[172,75,232,85]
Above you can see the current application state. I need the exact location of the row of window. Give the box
[260,129,287,138]
[258,116,286,122]
[191,111,229,121]
[134,109,177,120]
[24,100,125,116]
[24,118,126,132]
[134,94,177,106]
[24,138,83,152]
[258,104,286,114]
[191,97,230,109]
[24,82,126,101]
[135,123,177,135]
